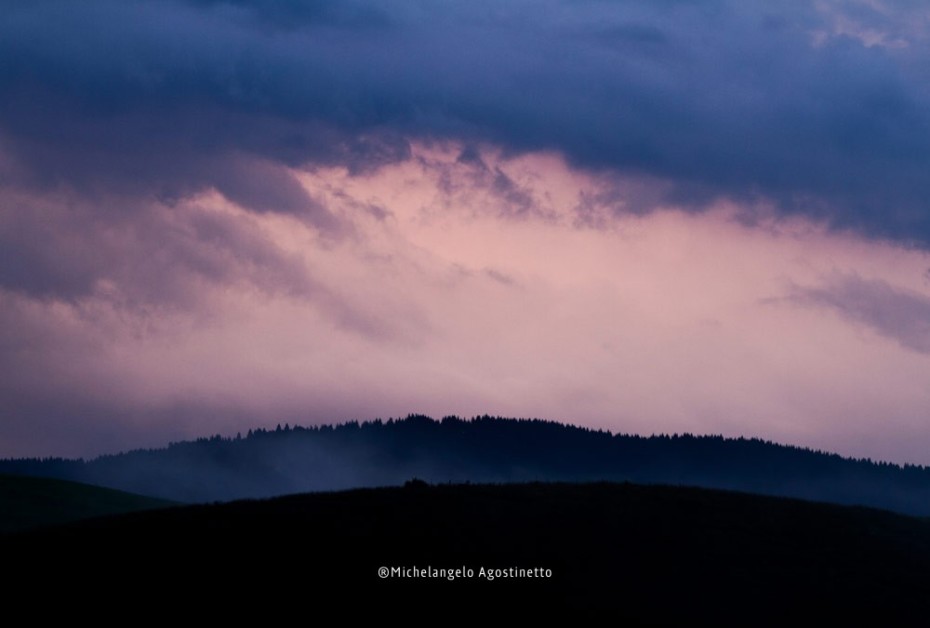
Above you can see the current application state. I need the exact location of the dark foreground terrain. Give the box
[5,481,930,622]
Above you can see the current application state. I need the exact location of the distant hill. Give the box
[3,414,930,515]
[0,473,173,533]
[5,482,930,621]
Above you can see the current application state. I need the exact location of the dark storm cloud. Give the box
[2,0,930,244]
[788,274,930,354]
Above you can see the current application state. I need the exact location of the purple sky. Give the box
[2,0,930,463]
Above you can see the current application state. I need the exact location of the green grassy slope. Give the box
[0,473,175,533]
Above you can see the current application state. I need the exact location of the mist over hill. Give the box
[3,415,930,514]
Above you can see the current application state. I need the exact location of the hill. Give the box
[3,414,930,515]
[0,473,173,533]
[5,481,930,622]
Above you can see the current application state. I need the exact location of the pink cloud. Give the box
[2,144,929,464]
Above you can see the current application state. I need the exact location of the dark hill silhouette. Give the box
[0,473,174,533]
[3,415,930,514]
[5,482,930,621]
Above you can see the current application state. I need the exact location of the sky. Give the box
[2,0,930,463]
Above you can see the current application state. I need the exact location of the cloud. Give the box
[0,0,928,243]
[0,192,308,302]
[787,273,930,354]
[4,2,930,465]
[1,145,930,465]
